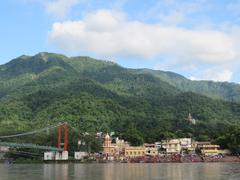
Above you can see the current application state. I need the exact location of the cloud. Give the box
[48,9,239,63]
[159,11,186,25]
[147,0,205,25]
[45,0,81,17]
[190,69,233,82]
[22,0,84,17]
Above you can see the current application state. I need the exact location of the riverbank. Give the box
[98,155,240,163]
[2,154,240,164]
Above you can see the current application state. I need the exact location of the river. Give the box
[0,163,240,180]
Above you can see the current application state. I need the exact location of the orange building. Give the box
[102,133,115,156]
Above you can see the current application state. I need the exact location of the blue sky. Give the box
[1,0,240,82]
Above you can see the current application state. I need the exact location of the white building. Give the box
[162,139,181,154]
[144,144,158,156]
[74,152,88,160]
[61,151,68,160]
[44,152,55,161]
[44,151,68,161]
[179,138,192,148]
[161,138,193,154]
[55,151,68,160]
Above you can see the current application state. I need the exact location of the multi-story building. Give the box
[162,139,181,154]
[144,144,158,156]
[179,138,192,148]
[200,145,220,156]
[161,138,194,154]
[114,137,129,155]
[124,146,145,157]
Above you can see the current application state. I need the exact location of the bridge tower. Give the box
[57,123,69,151]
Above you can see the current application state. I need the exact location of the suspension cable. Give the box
[68,125,81,135]
[0,123,65,139]
[9,150,42,157]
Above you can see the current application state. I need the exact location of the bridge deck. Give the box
[0,142,63,151]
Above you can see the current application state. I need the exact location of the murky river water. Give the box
[0,163,240,180]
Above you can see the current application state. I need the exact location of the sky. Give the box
[1,0,240,83]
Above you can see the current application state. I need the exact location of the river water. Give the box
[0,163,240,180]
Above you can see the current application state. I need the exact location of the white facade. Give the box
[74,152,87,160]
[55,151,68,160]
[44,152,55,161]
[155,142,161,150]
[62,151,68,160]
[162,139,181,154]
[44,151,68,161]
[179,138,192,148]
[161,138,193,154]
[55,152,61,160]
[145,147,158,156]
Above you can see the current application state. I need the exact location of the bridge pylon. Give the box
[57,122,68,151]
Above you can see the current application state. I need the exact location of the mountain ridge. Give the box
[9,52,240,103]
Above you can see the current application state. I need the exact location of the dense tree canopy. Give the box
[0,52,240,152]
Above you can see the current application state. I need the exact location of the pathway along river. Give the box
[0,163,240,180]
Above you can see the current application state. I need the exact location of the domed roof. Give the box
[105,133,110,139]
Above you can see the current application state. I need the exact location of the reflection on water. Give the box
[44,164,69,180]
[0,163,239,180]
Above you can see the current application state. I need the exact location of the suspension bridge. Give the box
[0,122,72,154]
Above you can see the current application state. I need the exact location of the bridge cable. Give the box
[0,123,64,139]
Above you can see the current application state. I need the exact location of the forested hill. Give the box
[0,52,240,147]
[136,69,240,103]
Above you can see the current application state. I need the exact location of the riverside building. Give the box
[124,146,145,157]
[101,134,223,159]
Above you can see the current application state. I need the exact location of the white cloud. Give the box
[23,0,84,17]
[159,11,186,25]
[148,0,205,25]
[48,9,239,64]
[45,0,81,17]
[190,69,233,82]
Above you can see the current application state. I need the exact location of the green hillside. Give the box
[137,69,240,102]
[0,52,239,151]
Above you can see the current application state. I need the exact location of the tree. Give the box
[80,134,103,153]
[215,125,240,154]
[124,123,144,146]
